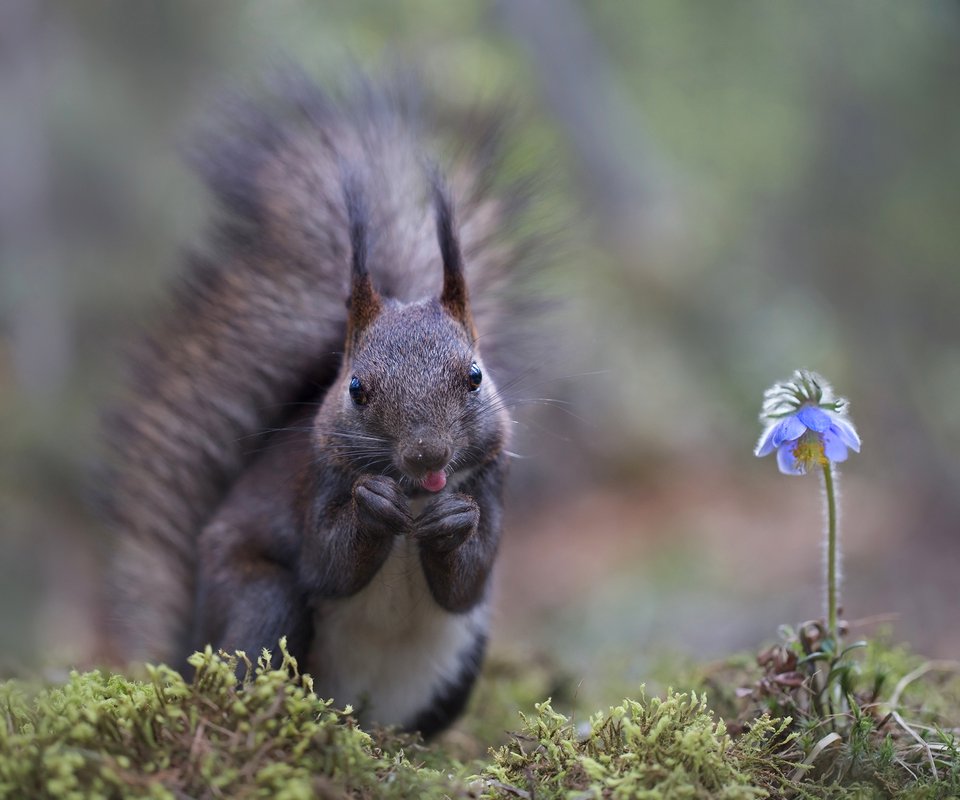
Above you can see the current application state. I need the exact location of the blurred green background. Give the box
[2,0,958,685]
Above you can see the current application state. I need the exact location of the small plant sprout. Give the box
[755,369,860,647]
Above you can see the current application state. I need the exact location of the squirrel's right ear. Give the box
[343,173,381,350]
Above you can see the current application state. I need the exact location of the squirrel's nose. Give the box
[400,436,452,475]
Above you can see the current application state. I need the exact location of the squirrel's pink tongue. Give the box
[421,470,447,492]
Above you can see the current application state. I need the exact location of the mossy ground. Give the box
[1,639,957,799]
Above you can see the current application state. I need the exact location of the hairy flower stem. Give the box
[822,462,840,646]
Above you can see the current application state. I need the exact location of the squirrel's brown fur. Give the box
[102,72,544,730]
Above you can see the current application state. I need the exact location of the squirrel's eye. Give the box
[349,376,368,406]
[468,362,482,392]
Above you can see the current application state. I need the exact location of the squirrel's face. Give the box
[318,299,508,493]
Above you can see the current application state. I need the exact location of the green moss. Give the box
[0,642,460,799]
[687,633,960,800]
[1,639,957,799]
[451,648,576,758]
[475,689,791,799]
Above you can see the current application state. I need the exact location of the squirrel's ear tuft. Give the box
[343,171,381,348]
[431,170,475,334]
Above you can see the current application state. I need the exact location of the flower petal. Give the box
[756,415,805,457]
[777,442,806,475]
[755,423,780,457]
[828,415,861,453]
[822,431,849,463]
[797,405,831,433]
[774,414,806,446]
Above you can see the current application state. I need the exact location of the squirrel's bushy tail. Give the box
[103,71,547,665]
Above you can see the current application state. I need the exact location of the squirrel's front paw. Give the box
[354,475,411,537]
[414,493,480,553]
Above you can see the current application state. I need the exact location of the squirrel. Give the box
[101,72,543,737]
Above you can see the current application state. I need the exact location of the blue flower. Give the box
[755,404,861,475]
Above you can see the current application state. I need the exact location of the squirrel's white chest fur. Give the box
[308,533,487,728]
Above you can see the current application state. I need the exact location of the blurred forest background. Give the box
[2,0,959,694]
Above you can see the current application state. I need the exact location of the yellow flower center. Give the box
[792,432,828,469]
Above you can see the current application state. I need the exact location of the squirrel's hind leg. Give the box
[193,524,314,673]
[192,428,316,673]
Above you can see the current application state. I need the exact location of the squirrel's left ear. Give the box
[431,174,476,336]
[343,173,382,350]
